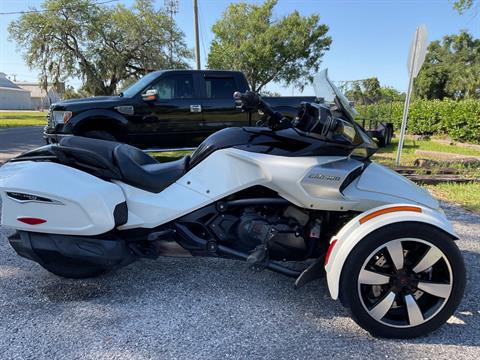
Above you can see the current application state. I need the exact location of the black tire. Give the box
[385,127,393,145]
[377,135,387,148]
[340,222,466,338]
[82,130,118,142]
[40,257,107,279]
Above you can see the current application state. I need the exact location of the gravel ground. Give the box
[0,201,479,360]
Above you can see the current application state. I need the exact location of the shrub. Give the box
[356,99,480,143]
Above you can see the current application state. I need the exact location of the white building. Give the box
[0,72,32,110]
[15,81,62,110]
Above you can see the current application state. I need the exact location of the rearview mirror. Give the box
[142,89,158,102]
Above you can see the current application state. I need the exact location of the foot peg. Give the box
[147,229,176,242]
[247,245,268,271]
[247,226,278,272]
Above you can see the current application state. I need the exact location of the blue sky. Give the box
[0,0,478,95]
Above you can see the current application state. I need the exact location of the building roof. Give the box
[0,72,25,90]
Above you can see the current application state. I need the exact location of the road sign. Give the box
[396,25,428,166]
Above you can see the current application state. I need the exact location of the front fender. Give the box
[324,204,457,300]
[65,109,128,133]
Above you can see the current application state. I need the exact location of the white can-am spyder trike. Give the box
[0,70,465,338]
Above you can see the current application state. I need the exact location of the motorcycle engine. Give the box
[234,206,310,261]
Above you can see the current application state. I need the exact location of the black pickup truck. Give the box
[44,70,316,149]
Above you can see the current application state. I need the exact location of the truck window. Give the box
[205,77,237,99]
[151,74,194,99]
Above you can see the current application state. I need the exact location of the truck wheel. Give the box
[377,136,387,148]
[385,127,393,145]
[41,257,107,279]
[82,130,118,142]
[340,222,465,338]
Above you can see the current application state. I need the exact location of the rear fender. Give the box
[324,204,457,300]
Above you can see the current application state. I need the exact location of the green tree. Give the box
[414,31,480,100]
[453,0,476,14]
[344,77,402,105]
[9,0,192,96]
[379,87,405,102]
[207,0,331,92]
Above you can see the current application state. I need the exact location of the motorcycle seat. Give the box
[58,136,189,193]
[114,144,189,193]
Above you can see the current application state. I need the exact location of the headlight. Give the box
[52,111,73,124]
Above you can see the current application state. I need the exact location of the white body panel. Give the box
[324,204,456,300]
[118,149,441,230]
[118,148,353,229]
[0,161,125,235]
[345,162,439,210]
[0,148,443,235]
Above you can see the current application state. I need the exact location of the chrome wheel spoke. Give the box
[386,240,404,270]
[359,269,391,285]
[412,246,443,273]
[404,294,424,326]
[369,291,396,321]
[417,281,452,298]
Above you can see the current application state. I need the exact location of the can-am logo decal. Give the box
[307,173,341,182]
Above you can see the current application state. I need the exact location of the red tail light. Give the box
[324,239,338,267]
[17,217,47,225]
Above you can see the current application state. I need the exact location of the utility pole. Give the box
[193,0,201,70]
[164,0,179,66]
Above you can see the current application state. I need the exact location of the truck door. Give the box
[201,72,249,133]
[132,73,205,148]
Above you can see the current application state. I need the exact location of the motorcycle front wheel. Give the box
[340,222,466,338]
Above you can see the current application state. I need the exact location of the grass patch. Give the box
[373,137,480,168]
[374,137,480,213]
[148,150,193,162]
[428,183,480,213]
[0,111,47,127]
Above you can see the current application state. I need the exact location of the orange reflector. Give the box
[324,239,338,267]
[63,111,73,124]
[359,206,422,225]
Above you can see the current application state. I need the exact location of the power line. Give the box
[0,0,119,15]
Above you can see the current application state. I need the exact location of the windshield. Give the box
[313,69,358,122]
[121,71,161,98]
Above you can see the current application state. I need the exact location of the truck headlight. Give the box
[52,111,73,124]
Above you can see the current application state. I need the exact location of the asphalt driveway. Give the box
[0,126,44,163]
[0,200,479,359]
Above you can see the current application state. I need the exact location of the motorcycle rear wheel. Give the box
[40,257,107,279]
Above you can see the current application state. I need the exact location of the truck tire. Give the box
[82,130,118,142]
[377,135,387,148]
[385,127,393,145]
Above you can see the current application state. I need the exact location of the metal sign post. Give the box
[395,25,428,166]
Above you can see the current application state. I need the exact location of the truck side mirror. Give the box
[142,89,158,102]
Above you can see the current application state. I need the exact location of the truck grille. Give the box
[47,108,53,128]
